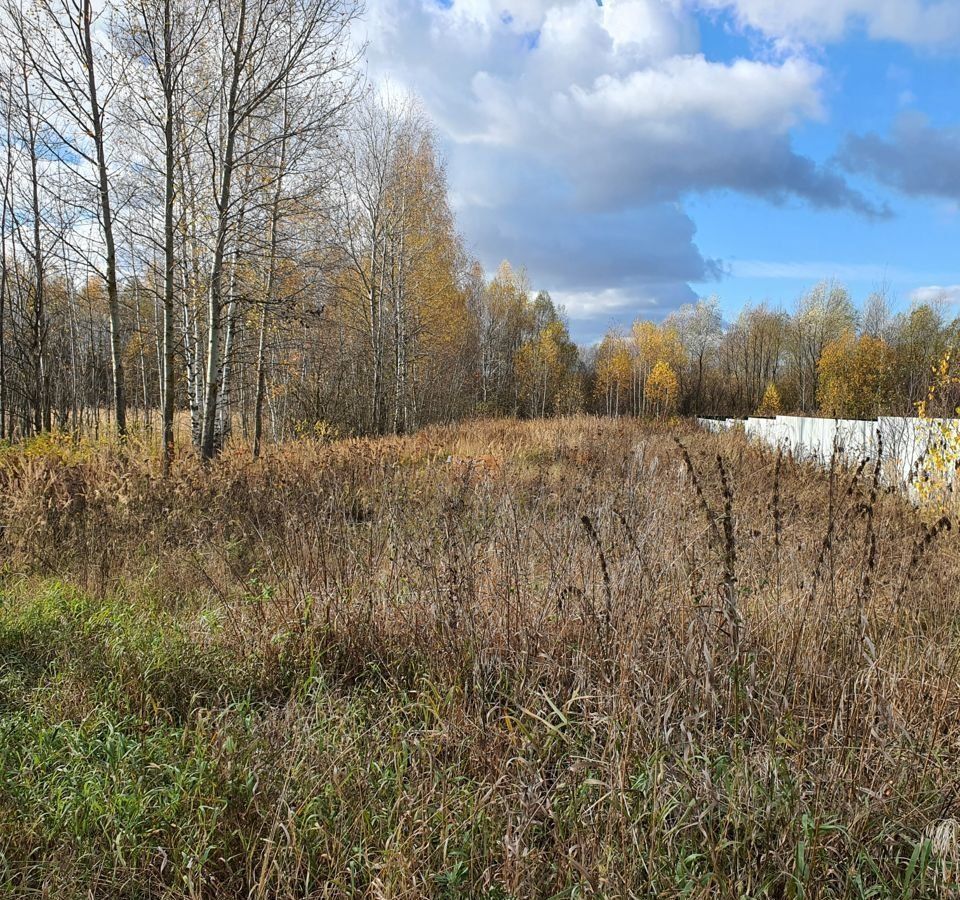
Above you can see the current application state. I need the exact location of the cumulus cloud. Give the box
[447,145,718,330]
[460,191,719,291]
[839,113,960,201]
[554,286,685,321]
[911,285,960,305]
[367,1,869,210]
[362,0,879,332]
[696,0,960,48]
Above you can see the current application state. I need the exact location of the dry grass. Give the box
[0,416,957,898]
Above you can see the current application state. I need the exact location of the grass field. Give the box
[0,417,957,898]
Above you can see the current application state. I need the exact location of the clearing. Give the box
[0,418,957,898]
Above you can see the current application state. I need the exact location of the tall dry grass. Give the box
[0,416,957,897]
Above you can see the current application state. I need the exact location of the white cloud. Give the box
[696,0,960,47]
[729,260,913,281]
[361,0,880,331]
[911,285,960,305]
[553,287,657,319]
[364,0,859,211]
[563,55,822,134]
[550,287,691,343]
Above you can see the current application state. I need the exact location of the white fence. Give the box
[698,415,959,497]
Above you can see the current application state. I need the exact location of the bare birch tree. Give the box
[11,0,132,435]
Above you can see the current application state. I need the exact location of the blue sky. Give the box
[364,0,960,341]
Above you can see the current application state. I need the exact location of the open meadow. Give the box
[0,417,957,897]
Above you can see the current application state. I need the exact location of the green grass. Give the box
[0,581,509,897]
[0,582,945,898]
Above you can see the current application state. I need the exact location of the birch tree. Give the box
[13,0,131,435]
[196,0,358,459]
[119,0,207,469]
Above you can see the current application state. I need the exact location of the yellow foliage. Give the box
[293,419,344,443]
[595,333,632,397]
[913,352,960,514]
[645,361,679,416]
[631,320,684,374]
[515,319,580,416]
[629,319,686,415]
[817,332,893,419]
[756,382,782,417]
[0,430,95,467]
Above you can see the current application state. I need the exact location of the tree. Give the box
[888,302,951,413]
[861,288,892,339]
[756,382,782,417]
[13,0,131,436]
[817,331,893,419]
[722,303,787,415]
[476,260,531,415]
[385,111,467,433]
[119,0,207,468]
[595,331,632,417]
[665,297,722,413]
[196,0,359,459]
[1,19,63,434]
[787,281,857,413]
[631,319,683,416]
[515,295,580,418]
[645,361,678,417]
[331,92,470,435]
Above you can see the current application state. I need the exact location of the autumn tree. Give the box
[787,282,857,413]
[195,0,359,458]
[644,361,679,417]
[474,261,531,414]
[329,92,473,435]
[817,331,893,419]
[10,0,131,436]
[888,302,953,413]
[595,331,632,417]
[384,112,471,433]
[631,319,683,415]
[756,382,782,417]
[117,0,209,467]
[0,20,74,436]
[721,303,788,414]
[515,293,580,417]
[861,288,892,339]
[664,297,722,413]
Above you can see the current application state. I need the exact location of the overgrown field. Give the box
[0,418,958,898]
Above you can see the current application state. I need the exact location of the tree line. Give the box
[0,0,956,465]
[0,0,589,461]
[590,284,960,421]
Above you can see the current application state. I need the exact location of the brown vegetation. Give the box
[0,417,958,897]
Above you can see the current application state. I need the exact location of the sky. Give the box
[362,0,960,342]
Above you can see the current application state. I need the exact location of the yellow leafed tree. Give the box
[644,361,679,417]
[756,382,782,417]
[631,320,684,415]
[515,317,580,417]
[595,331,633,416]
[817,331,893,419]
[914,352,960,514]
